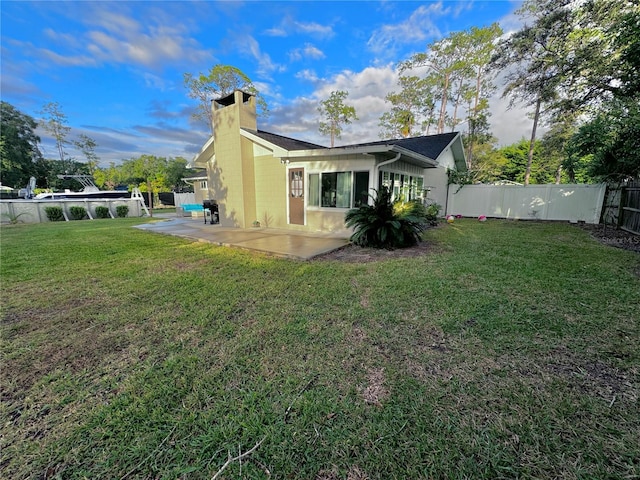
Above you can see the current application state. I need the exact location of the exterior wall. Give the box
[306,209,352,235]
[422,147,455,209]
[254,154,288,228]
[446,183,606,224]
[302,156,374,233]
[0,198,143,224]
[423,167,449,209]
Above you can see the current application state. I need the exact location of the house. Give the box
[180,168,208,204]
[192,90,466,234]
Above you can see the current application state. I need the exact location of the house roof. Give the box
[249,130,326,151]
[244,129,465,170]
[354,132,459,162]
[182,168,208,181]
[196,127,466,171]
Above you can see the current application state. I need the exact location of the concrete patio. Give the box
[134,215,350,260]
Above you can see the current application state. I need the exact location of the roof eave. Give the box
[284,144,394,158]
[443,133,467,171]
[240,129,289,157]
[389,145,438,168]
[192,136,215,166]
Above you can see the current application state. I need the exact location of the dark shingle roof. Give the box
[349,132,458,160]
[246,128,460,163]
[249,129,325,151]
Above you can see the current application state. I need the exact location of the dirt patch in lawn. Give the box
[314,241,436,263]
[579,223,640,253]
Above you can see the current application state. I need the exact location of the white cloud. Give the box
[264,27,287,37]
[233,33,286,77]
[267,65,399,146]
[265,16,334,39]
[294,20,334,38]
[367,3,449,59]
[31,5,214,70]
[295,69,320,83]
[84,24,210,69]
[288,43,326,62]
[268,59,538,148]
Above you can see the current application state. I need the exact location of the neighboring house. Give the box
[193,90,466,234]
[181,168,209,204]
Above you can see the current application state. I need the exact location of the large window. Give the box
[379,171,424,202]
[308,171,369,208]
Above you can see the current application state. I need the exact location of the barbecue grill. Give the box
[202,200,219,224]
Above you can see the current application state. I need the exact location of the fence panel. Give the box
[446,184,606,224]
[174,192,196,207]
[620,182,640,235]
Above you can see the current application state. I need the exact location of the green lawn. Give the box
[1,218,639,479]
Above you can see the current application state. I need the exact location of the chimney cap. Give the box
[215,89,254,107]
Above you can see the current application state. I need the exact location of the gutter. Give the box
[374,152,402,189]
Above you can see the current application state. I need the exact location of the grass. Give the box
[1,218,639,479]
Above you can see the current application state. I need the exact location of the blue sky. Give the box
[1,0,527,166]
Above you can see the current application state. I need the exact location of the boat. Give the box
[32,175,131,200]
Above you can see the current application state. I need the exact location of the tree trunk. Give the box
[147,180,153,217]
[467,67,483,169]
[438,73,450,134]
[450,76,464,132]
[525,97,542,186]
[330,121,335,148]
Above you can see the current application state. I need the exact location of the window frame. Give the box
[307,170,371,209]
[379,170,425,202]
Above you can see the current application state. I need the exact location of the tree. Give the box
[93,162,124,190]
[557,0,639,114]
[379,75,435,139]
[0,101,42,188]
[400,35,464,134]
[493,0,574,185]
[462,24,502,168]
[165,157,190,192]
[466,140,507,183]
[120,155,176,216]
[73,133,99,174]
[318,90,358,147]
[559,0,640,181]
[568,98,640,181]
[184,65,267,134]
[395,24,501,168]
[39,101,71,164]
[496,139,561,185]
[540,116,579,184]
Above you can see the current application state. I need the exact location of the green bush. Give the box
[116,205,129,218]
[44,206,65,222]
[345,186,427,249]
[95,206,110,219]
[69,206,87,220]
[425,202,442,226]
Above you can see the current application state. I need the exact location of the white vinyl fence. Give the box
[446,183,606,224]
[174,192,196,207]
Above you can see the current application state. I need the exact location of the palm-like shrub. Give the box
[345,186,427,249]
